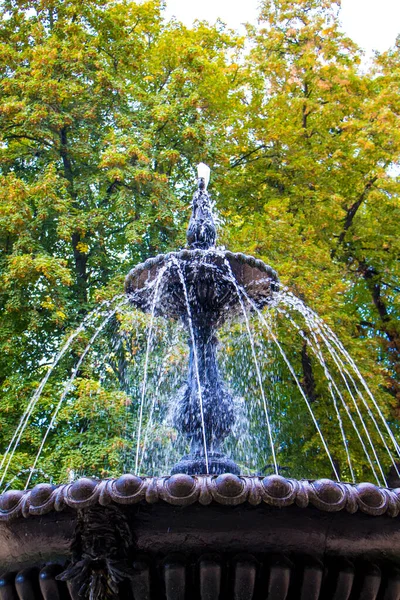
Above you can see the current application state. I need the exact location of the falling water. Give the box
[282,291,400,457]
[280,290,400,481]
[132,265,168,476]
[2,272,398,485]
[172,257,209,474]
[138,328,182,474]
[0,294,124,489]
[319,326,400,471]
[226,276,340,481]
[299,310,388,485]
[99,309,149,471]
[3,468,53,492]
[223,258,278,475]
[25,300,129,490]
[298,326,356,482]
[275,306,379,484]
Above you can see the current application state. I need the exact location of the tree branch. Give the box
[230,145,277,168]
[338,176,378,245]
[3,134,53,148]
[331,176,378,258]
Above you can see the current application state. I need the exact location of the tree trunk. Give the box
[60,127,89,305]
[301,339,317,403]
[361,265,400,403]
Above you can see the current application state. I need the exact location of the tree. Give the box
[219,0,400,481]
[0,0,242,486]
[0,0,399,488]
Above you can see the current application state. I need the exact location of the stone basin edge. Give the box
[0,474,399,522]
[124,249,279,288]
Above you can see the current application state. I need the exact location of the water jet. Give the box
[1,166,400,600]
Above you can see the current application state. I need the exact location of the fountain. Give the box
[125,163,278,476]
[0,165,400,600]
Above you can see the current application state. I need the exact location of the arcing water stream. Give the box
[2,259,396,488]
[0,295,124,490]
[1,166,399,489]
[25,299,129,489]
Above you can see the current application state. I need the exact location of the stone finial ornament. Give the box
[186,163,216,249]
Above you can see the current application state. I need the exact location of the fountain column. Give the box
[171,320,238,475]
[171,165,239,474]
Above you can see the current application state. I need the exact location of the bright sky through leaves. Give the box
[165,0,400,54]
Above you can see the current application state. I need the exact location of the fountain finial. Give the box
[187,163,216,249]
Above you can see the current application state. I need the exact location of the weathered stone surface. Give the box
[1,475,399,521]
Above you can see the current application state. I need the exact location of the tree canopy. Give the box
[0,0,399,488]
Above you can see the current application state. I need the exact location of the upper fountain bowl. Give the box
[125,248,279,328]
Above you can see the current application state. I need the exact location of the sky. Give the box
[164,0,400,55]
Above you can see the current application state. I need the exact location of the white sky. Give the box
[164,0,400,55]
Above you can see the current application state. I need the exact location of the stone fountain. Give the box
[125,163,278,476]
[0,166,400,600]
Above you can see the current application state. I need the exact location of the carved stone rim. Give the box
[125,249,279,292]
[1,475,399,522]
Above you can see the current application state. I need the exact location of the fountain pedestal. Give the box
[171,322,239,474]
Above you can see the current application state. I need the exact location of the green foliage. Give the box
[0,0,242,485]
[0,0,399,487]
[218,0,400,480]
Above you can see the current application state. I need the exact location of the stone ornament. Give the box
[1,474,400,522]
